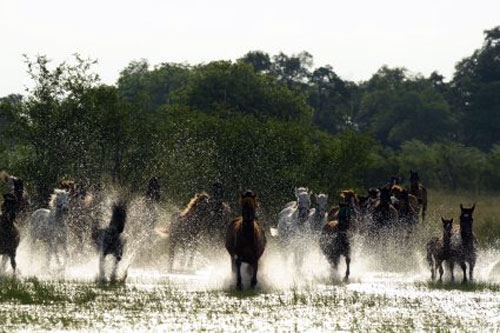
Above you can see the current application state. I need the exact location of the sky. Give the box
[1,0,499,96]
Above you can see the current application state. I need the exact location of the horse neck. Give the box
[298,206,309,223]
[52,208,67,225]
[0,210,15,226]
[460,220,474,245]
[410,182,420,193]
[442,228,451,250]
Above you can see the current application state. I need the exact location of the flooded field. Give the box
[2,236,500,332]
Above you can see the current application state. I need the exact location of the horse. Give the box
[308,193,329,234]
[409,170,428,222]
[225,190,266,290]
[426,217,454,282]
[30,189,71,270]
[277,187,312,269]
[164,192,211,271]
[391,185,419,230]
[0,193,20,275]
[203,182,232,251]
[320,202,352,282]
[92,201,127,282]
[449,204,478,283]
[1,171,30,222]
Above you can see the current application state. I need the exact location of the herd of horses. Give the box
[0,170,477,289]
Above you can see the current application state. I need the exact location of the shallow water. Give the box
[2,233,500,332]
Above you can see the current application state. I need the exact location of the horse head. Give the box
[51,189,70,215]
[337,202,351,230]
[240,190,257,222]
[409,170,420,184]
[315,193,328,213]
[459,203,475,237]
[441,216,453,233]
[212,181,224,202]
[295,187,311,219]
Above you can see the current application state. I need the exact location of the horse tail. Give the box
[110,201,127,234]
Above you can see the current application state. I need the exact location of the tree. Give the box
[451,26,500,150]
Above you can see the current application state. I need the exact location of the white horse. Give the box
[30,189,70,270]
[276,187,314,270]
[308,193,329,233]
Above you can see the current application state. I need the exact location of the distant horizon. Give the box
[2,0,499,96]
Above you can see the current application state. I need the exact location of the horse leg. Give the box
[110,256,119,282]
[0,255,8,274]
[251,262,259,288]
[344,256,351,282]
[231,256,237,273]
[9,253,17,275]
[448,261,455,282]
[469,260,475,282]
[236,258,243,290]
[99,253,106,281]
[438,261,444,283]
[168,240,176,272]
[460,262,468,283]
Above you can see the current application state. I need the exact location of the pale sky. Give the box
[1,0,499,96]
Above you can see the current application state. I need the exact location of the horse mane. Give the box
[180,192,209,217]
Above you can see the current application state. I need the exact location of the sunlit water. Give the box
[2,200,500,332]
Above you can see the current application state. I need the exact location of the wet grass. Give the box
[0,276,498,331]
[417,280,500,292]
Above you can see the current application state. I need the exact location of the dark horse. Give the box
[320,202,352,282]
[409,170,428,222]
[92,201,127,282]
[1,171,30,221]
[225,190,266,290]
[450,204,477,283]
[426,217,454,282]
[0,193,20,274]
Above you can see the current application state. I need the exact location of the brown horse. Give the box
[391,185,419,227]
[320,202,352,282]
[426,217,454,282]
[166,192,211,271]
[409,170,428,222]
[449,204,477,283]
[225,190,266,290]
[0,193,20,274]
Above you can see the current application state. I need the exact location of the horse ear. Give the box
[460,203,464,210]
[440,216,445,223]
[471,203,476,212]
[450,218,454,223]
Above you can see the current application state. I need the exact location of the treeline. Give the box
[1,27,500,212]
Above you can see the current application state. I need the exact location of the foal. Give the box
[426,217,454,282]
[0,193,20,274]
[92,201,127,282]
[225,190,266,290]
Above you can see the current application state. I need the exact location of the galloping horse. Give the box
[204,182,232,250]
[308,193,329,234]
[409,170,428,222]
[390,185,419,229]
[165,192,211,271]
[277,187,313,269]
[1,171,30,222]
[0,193,20,274]
[426,217,454,282]
[92,201,128,282]
[30,189,71,270]
[449,204,477,283]
[225,190,266,290]
[320,202,352,282]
